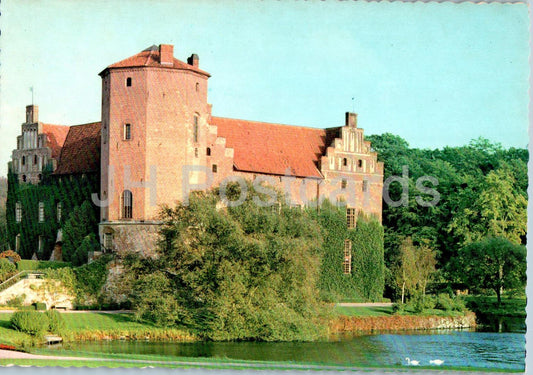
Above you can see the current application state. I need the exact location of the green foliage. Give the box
[449,237,526,304]
[6,170,99,259]
[366,134,528,297]
[45,310,65,333]
[6,294,26,307]
[0,258,16,282]
[131,183,327,341]
[62,201,98,263]
[33,302,47,311]
[72,234,100,267]
[10,311,49,336]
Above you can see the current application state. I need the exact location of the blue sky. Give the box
[0,1,529,177]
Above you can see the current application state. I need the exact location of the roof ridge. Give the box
[211,116,331,132]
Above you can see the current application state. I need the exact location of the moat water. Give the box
[51,316,526,371]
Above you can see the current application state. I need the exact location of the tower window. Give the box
[124,123,131,140]
[34,155,38,165]
[126,77,132,87]
[343,239,352,274]
[22,156,26,166]
[358,159,363,168]
[363,179,369,192]
[195,82,199,92]
[16,202,22,223]
[122,190,133,219]
[193,115,199,143]
[346,208,356,229]
[341,179,347,189]
[343,158,348,166]
[212,164,218,173]
[206,147,211,156]
[57,202,62,223]
[38,202,45,223]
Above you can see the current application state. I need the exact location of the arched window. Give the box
[122,190,133,219]
[206,147,211,156]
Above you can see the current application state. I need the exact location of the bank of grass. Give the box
[0,312,196,347]
[334,305,466,318]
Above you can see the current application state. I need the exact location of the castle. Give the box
[8,44,383,257]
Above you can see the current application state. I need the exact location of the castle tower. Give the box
[98,44,211,253]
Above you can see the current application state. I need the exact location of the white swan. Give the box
[405,357,420,366]
[430,359,444,366]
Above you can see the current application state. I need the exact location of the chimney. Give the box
[26,105,38,124]
[159,44,174,66]
[187,54,199,68]
[345,112,357,128]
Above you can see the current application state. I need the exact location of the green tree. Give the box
[72,233,100,267]
[62,200,98,263]
[451,237,526,305]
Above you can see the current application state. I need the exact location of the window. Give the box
[57,202,62,223]
[126,77,132,87]
[206,147,211,156]
[122,190,133,219]
[358,159,363,168]
[212,164,218,173]
[346,208,356,229]
[34,155,38,165]
[271,202,281,215]
[194,148,199,158]
[22,156,26,166]
[22,175,26,182]
[15,234,21,251]
[104,233,113,251]
[38,236,44,252]
[15,202,22,223]
[343,158,348,166]
[341,179,347,189]
[193,115,199,143]
[195,82,199,92]
[38,202,45,223]
[343,239,352,274]
[124,123,131,140]
[363,180,369,192]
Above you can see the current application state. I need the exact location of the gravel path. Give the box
[0,349,87,361]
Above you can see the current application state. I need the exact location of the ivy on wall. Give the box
[310,201,385,302]
[6,168,99,260]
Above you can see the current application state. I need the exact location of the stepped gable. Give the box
[211,116,340,178]
[54,122,101,175]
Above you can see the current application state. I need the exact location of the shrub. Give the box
[6,294,26,307]
[0,250,21,263]
[0,258,16,282]
[45,310,65,333]
[32,302,47,311]
[10,311,49,336]
[72,234,100,266]
[435,294,454,311]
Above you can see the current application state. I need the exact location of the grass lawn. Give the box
[464,295,526,317]
[0,312,196,347]
[334,306,393,317]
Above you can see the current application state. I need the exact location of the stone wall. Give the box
[0,277,74,309]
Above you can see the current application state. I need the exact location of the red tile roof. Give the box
[211,117,339,178]
[54,122,101,175]
[41,124,70,159]
[101,45,210,77]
